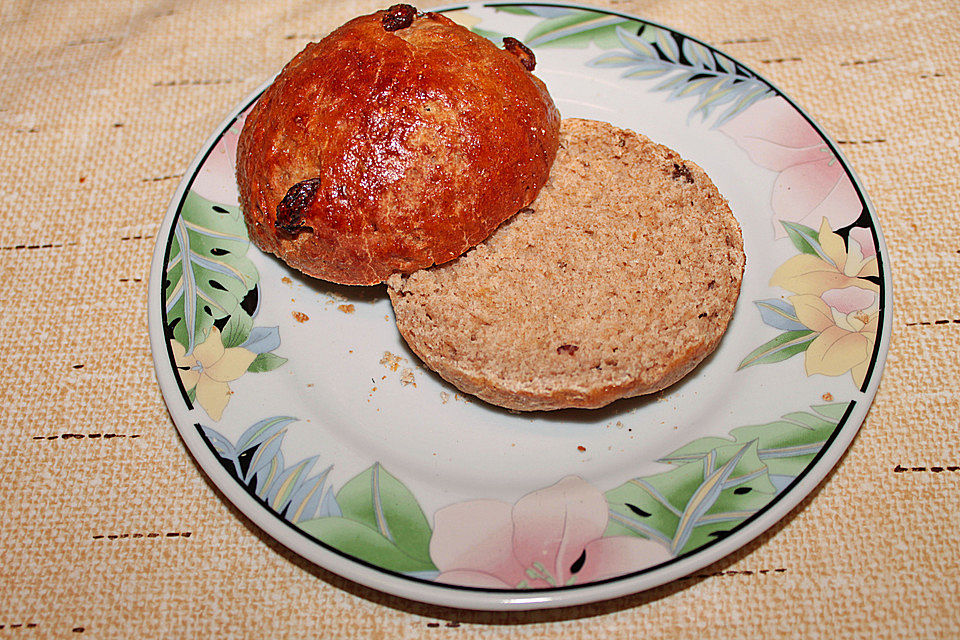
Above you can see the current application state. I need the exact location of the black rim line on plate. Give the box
[153,2,884,599]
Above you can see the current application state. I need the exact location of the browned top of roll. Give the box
[236,6,561,285]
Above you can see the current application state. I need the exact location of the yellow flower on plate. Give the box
[791,286,879,387]
[770,218,879,297]
[770,218,881,387]
[171,327,257,421]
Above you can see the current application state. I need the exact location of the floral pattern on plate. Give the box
[198,401,849,587]
[149,2,890,610]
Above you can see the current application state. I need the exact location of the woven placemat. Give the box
[0,0,957,637]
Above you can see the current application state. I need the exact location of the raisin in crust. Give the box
[387,118,745,411]
[236,6,560,285]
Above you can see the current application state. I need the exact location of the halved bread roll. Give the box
[388,118,745,411]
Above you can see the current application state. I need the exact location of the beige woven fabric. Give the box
[0,0,956,637]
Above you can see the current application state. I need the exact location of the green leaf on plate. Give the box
[332,463,435,568]
[524,12,636,49]
[781,220,824,257]
[219,309,253,349]
[492,6,538,16]
[298,517,436,572]
[738,329,815,370]
[660,403,847,478]
[165,191,258,355]
[678,477,776,552]
[808,401,848,421]
[606,441,775,555]
[606,403,847,555]
[604,459,697,546]
[248,352,288,373]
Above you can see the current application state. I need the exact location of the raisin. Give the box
[671,162,695,184]
[382,4,416,31]
[503,37,536,71]
[276,177,320,234]
[557,344,578,355]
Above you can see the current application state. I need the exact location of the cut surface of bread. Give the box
[387,118,745,411]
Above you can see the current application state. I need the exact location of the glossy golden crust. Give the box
[236,7,561,285]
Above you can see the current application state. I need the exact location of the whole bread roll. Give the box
[236,5,561,285]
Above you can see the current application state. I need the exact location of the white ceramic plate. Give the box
[148,2,892,611]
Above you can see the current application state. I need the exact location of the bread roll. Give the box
[236,5,560,285]
[387,119,745,411]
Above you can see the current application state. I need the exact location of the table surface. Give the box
[1,0,957,637]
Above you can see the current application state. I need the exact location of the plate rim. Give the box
[147,0,893,611]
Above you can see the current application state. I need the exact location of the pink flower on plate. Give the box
[191,111,248,206]
[847,226,878,264]
[719,96,861,237]
[429,476,672,589]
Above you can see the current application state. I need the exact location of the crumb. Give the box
[338,304,355,314]
[440,392,450,404]
[822,392,833,401]
[400,368,416,386]
[306,383,314,388]
[382,375,386,380]
[385,315,390,321]
[616,420,623,429]
[577,445,586,452]
[292,311,309,323]
[281,276,292,284]
[380,351,404,371]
